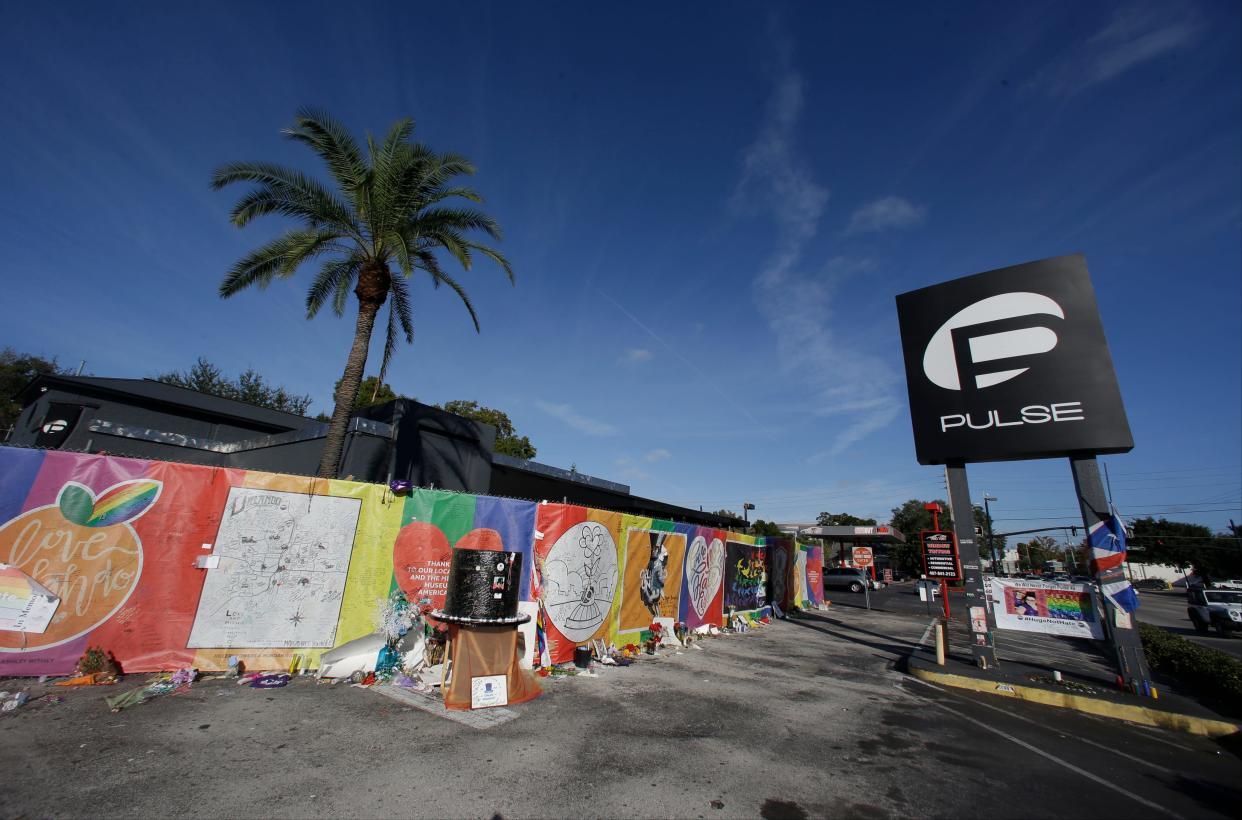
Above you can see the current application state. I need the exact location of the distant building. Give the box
[8,373,730,527]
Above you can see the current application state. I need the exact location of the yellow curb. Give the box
[909,665,1240,738]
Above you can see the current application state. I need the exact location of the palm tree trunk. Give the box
[317,297,382,478]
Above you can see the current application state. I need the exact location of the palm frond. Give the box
[465,241,515,284]
[423,226,472,271]
[376,273,415,384]
[219,228,340,297]
[212,161,360,239]
[425,186,483,205]
[283,108,369,204]
[419,206,503,241]
[306,256,361,318]
[413,250,479,332]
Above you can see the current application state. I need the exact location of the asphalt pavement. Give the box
[2,603,1239,819]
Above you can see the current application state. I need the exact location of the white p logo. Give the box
[923,292,1064,390]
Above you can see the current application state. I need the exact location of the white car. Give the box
[1187,587,1242,637]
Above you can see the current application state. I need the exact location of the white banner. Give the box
[989,578,1104,640]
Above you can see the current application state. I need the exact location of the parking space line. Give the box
[907,677,1176,774]
[1118,720,1198,754]
[904,683,1183,819]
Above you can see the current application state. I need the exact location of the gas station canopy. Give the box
[797,525,905,544]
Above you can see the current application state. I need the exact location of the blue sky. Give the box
[2,1,1239,539]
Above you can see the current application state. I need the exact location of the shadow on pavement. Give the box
[784,611,919,661]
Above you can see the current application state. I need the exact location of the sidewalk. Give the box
[907,617,1240,737]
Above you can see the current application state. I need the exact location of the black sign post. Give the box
[945,464,998,668]
[896,254,1148,687]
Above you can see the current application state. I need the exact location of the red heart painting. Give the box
[392,523,452,611]
[392,525,506,611]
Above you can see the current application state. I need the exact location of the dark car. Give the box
[822,567,874,593]
[1133,578,1170,591]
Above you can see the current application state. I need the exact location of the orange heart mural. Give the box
[0,479,162,651]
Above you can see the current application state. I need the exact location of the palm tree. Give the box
[213,109,513,478]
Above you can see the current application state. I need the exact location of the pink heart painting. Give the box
[686,534,725,619]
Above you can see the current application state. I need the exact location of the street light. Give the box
[983,493,1000,576]
[742,502,755,524]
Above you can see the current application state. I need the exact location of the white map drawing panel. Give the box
[187,488,361,648]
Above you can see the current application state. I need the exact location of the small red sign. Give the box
[852,546,874,568]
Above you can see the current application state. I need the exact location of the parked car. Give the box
[1187,587,1242,636]
[823,567,881,593]
[1133,578,1170,591]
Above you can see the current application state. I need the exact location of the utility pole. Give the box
[983,493,999,576]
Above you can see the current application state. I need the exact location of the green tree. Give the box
[1014,535,1063,573]
[437,400,536,459]
[333,375,401,410]
[1,348,66,435]
[889,499,951,540]
[750,519,784,537]
[157,357,313,415]
[713,509,747,528]
[214,109,513,478]
[1130,517,1242,585]
[889,499,952,573]
[815,512,877,527]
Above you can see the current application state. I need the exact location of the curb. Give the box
[908,664,1240,738]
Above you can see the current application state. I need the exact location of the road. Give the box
[2,604,1239,819]
[831,581,1242,659]
[1133,590,1242,659]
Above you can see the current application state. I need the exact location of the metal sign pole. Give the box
[944,463,998,668]
[1069,455,1151,690]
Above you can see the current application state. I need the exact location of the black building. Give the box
[8,374,731,527]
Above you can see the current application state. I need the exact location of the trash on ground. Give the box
[2,691,29,712]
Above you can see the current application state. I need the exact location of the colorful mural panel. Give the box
[0,446,760,674]
[534,504,623,664]
[617,525,686,634]
[724,540,767,612]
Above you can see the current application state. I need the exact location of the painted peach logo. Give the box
[0,479,161,651]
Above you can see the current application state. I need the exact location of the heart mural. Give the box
[0,478,162,651]
[392,524,505,612]
[686,534,725,619]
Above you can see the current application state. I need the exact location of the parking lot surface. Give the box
[2,605,1239,819]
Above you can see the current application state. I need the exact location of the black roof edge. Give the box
[16,373,315,429]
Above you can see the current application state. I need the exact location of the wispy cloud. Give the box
[845,196,926,235]
[1035,3,1202,96]
[735,28,900,456]
[615,455,650,482]
[535,401,619,436]
[644,448,671,463]
[599,290,763,427]
[619,347,652,365]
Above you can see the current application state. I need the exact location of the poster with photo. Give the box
[990,578,1104,640]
